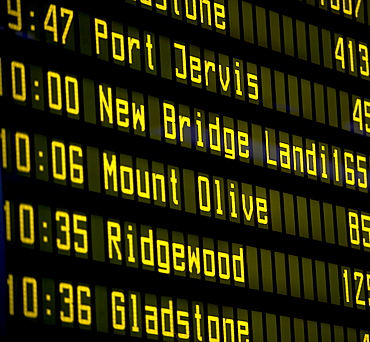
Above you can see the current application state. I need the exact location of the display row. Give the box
[4,198,370,311]
[4,71,370,193]
[4,0,370,85]
[3,129,370,250]
[4,53,370,141]
[5,273,370,340]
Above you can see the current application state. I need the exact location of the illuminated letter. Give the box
[94,18,107,55]
[174,43,187,79]
[152,173,166,203]
[173,243,185,271]
[214,3,226,30]
[99,85,113,124]
[163,102,177,140]
[185,0,197,20]
[188,245,201,274]
[120,165,134,195]
[136,169,150,199]
[247,73,258,100]
[190,55,202,84]
[161,300,174,337]
[116,98,129,127]
[141,229,154,266]
[177,311,190,339]
[103,152,118,192]
[242,195,253,221]
[198,175,211,212]
[218,252,230,280]
[146,34,155,70]
[209,116,221,152]
[234,61,243,96]
[238,131,249,160]
[224,127,236,159]
[157,239,170,274]
[229,183,238,218]
[320,145,328,179]
[232,247,245,283]
[265,130,277,166]
[219,65,230,91]
[196,111,205,147]
[306,142,317,176]
[107,221,122,261]
[208,315,220,342]
[203,249,216,277]
[128,37,140,65]
[112,32,125,61]
[170,168,179,205]
[145,305,158,335]
[279,142,291,170]
[132,102,146,132]
[237,320,249,341]
[195,305,203,341]
[256,198,268,224]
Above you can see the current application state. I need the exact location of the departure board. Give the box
[1,0,370,340]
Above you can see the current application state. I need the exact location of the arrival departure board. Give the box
[1,0,370,340]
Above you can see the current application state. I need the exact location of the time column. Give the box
[2,0,76,50]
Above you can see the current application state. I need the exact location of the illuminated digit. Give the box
[4,200,11,241]
[349,211,361,245]
[47,71,62,110]
[60,8,74,45]
[7,274,14,315]
[112,291,125,330]
[343,268,350,303]
[359,44,369,77]
[331,0,341,10]
[355,0,362,17]
[7,0,22,31]
[361,214,370,248]
[73,214,87,254]
[44,4,58,42]
[353,99,364,131]
[343,0,353,14]
[11,61,26,101]
[77,286,91,325]
[344,151,355,186]
[56,210,71,251]
[65,76,79,115]
[19,203,34,245]
[69,145,84,184]
[333,148,340,182]
[335,37,345,70]
[52,141,67,180]
[22,277,38,318]
[15,132,31,173]
[348,40,355,73]
[60,282,74,323]
[364,333,370,342]
[0,128,7,169]
[365,101,370,133]
[353,98,363,131]
[354,271,366,306]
